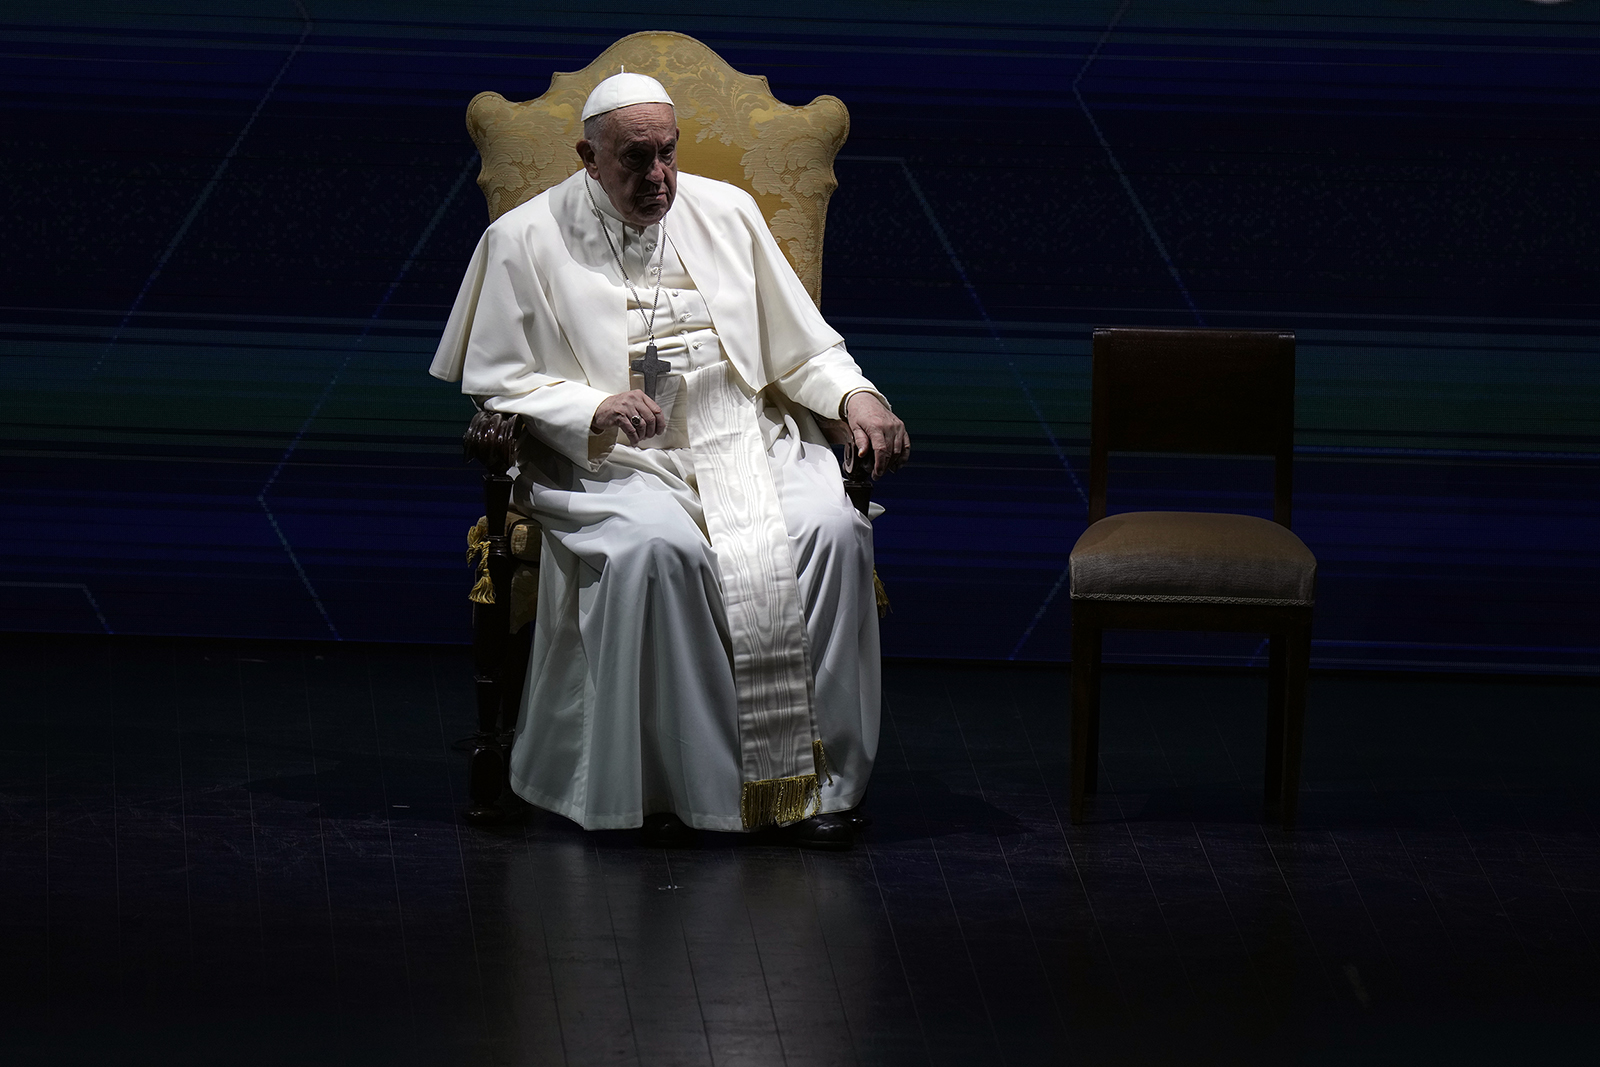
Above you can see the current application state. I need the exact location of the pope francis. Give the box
[430,73,909,849]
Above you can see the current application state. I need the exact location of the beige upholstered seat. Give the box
[1070,511,1316,606]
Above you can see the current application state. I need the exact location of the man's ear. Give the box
[576,139,600,178]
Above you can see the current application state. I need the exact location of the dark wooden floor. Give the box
[2,634,1599,1066]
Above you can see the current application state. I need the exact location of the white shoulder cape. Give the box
[429,171,845,470]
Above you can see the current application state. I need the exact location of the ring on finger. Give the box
[629,415,643,430]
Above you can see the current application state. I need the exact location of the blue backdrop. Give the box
[3,1,1597,673]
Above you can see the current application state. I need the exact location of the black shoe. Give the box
[844,809,872,829]
[641,812,699,848]
[785,812,855,851]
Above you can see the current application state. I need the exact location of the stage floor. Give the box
[3,634,1599,1065]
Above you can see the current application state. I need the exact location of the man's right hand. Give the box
[591,390,664,445]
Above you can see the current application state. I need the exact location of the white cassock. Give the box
[429,169,885,832]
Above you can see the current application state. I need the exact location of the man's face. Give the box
[577,103,678,228]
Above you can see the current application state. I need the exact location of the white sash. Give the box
[685,362,829,827]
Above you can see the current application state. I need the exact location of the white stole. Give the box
[686,361,829,827]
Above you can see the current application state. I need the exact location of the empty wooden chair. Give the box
[1069,327,1316,829]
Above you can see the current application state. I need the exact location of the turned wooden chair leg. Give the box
[1277,623,1311,830]
[1263,633,1286,821]
[465,470,515,826]
[1070,619,1102,824]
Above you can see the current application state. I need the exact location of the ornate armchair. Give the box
[456,32,877,824]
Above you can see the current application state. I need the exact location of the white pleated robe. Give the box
[430,170,884,831]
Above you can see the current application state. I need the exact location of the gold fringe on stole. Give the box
[466,519,495,604]
[813,739,833,786]
[873,570,891,617]
[740,773,820,829]
[739,740,835,829]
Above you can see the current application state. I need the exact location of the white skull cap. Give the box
[581,72,674,121]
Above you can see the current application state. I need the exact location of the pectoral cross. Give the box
[630,342,670,400]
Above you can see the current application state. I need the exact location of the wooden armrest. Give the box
[840,441,874,517]
[464,409,520,475]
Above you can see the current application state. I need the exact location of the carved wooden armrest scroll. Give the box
[463,409,520,475]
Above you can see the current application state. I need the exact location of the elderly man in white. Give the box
[431,73,908,849]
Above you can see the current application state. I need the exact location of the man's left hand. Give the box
[845,392,910,479]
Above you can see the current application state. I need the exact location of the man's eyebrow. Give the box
[618,134,677,152]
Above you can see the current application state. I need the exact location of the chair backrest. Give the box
[1088,327,1297,527]
[465,31,849,308]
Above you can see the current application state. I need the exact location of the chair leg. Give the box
[1084,645,1102,797]
[1263,633,1285,821]
[1070,621,1102,824]
[1277,624,1311,830]
[465,600,510,826]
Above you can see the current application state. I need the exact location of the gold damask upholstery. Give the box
[466,30,850,306]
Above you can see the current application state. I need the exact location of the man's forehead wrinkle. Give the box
[607,107,675,139]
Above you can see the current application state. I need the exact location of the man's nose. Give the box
[646,154,668,183]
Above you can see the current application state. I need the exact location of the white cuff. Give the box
[839,387,890,419]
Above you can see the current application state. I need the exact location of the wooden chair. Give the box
[457,32,874,824]
[1068,327,1316,829]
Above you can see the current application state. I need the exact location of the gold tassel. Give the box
[873,570,891,617]
[813,738,833,787]
[466,518,495,605]
[740,773,821,829]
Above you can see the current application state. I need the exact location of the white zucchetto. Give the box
[581,72,675,121]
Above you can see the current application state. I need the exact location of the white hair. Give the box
[582,110,613,146]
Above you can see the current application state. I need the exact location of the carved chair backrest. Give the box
[1088,327,1297,528]
[466,31,850,308]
